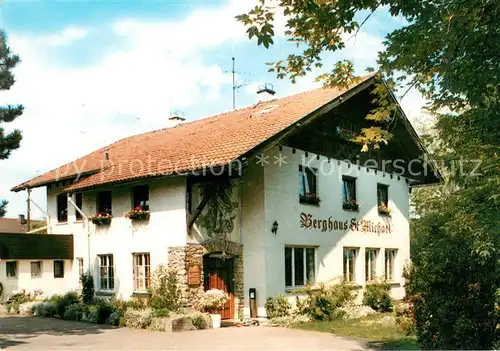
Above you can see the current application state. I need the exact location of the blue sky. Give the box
[0,0,425,219]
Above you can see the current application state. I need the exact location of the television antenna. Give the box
[223,57,253,110]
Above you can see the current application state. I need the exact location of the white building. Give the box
[11,74,440,319]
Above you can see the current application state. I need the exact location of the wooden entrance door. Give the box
[204,256,234,320]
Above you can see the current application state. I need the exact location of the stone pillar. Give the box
[167,241,244,320]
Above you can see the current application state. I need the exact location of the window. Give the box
[377,184,389,207]
[343,248,358,283]
[77,258,84,277]
[54,260,64,278]
[132,185,149,210]
[133,253,151,291]
[99,254,114,290]
[385,249,398,281]
[285,246,316,288]
[75,193,83,220]
[342,176,358,210]
[77,258,84,287]
[6,261,17,278]
[31,261,42,278]
[97,191,112,214]
[365,249,379,282]
[57,194,68,222]
[298,166,319,205]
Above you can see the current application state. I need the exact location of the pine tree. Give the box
[0,30,23,159]
[0,200,7,218]
[0,31,24,219]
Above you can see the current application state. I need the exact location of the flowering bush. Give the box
[342,199,359,211]
[300,192,321,205]
[125,206,150,221]
[200,289,229,312]
[378,203,391,216]
[89,212,112,225]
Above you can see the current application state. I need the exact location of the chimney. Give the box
[257,83,276,103]
[19,214,26,225]
[167,111,186,128]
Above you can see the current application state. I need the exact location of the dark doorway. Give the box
[203,255,235,320]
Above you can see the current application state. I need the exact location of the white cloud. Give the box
[38,27,89,46]
[0,0,256,219]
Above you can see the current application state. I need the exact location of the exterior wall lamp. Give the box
[271,221,279,235]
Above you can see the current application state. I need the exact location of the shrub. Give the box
[63,303,85,321]
[150,265,181,312]
[395,301,416,335]
[294,281,355,321]
[83,305,99,324]
[152,308,170,318]
[33,302,57,317]
[265,295,291,318]
[107,310,124,326]
[5,292,32,313]
[407,214,500,350]
[53,291,80,318]
[124,308,153,329]
[80,272,95,304]
[94,300,114,324]
[362,282,393,312]
[190,313,208,329]
[126,296,150,310]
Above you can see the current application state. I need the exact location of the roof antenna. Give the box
[232,57,236,110]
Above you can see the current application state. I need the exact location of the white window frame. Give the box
[98,254,114,291]
[285,246,316,289]
[6,261,17,278]
[365,248,379,282]
[343,247,359,283]
[31,261,42,278]
[133,253,151,292]
[385,249,398,281]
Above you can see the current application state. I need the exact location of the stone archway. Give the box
[167,240,244,320]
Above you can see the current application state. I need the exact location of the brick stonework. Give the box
[168,240,244,320]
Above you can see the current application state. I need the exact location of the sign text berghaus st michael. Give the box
[299,212,392,235]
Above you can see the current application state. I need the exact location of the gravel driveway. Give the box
[0,316,369,350]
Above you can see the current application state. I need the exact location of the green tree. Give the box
[0,200,7,218]
[0,31,23,158]
[0,31,24,219]
[238,1,500,348]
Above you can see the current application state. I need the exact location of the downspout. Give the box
[26,189,31,232]
[238,177,243,245]
[67,194,91,272]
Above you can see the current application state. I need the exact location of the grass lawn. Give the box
[293,313,419,350]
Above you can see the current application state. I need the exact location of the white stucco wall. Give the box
[40,145,411,312]
[261,145,410,303]
[47,176,187,299]
[0,259,73,299]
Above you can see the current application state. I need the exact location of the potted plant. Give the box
[299,192,321,205]
[200,289,229,328]
[342,198,359,211]
[89,212,112,226]
[125,206,150,221]
[378,203,391,216]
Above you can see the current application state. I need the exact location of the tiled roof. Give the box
[0,218,26,234]
[12,74,377,193]
[0,218,47,234]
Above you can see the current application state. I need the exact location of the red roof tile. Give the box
[12,74,377,193]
